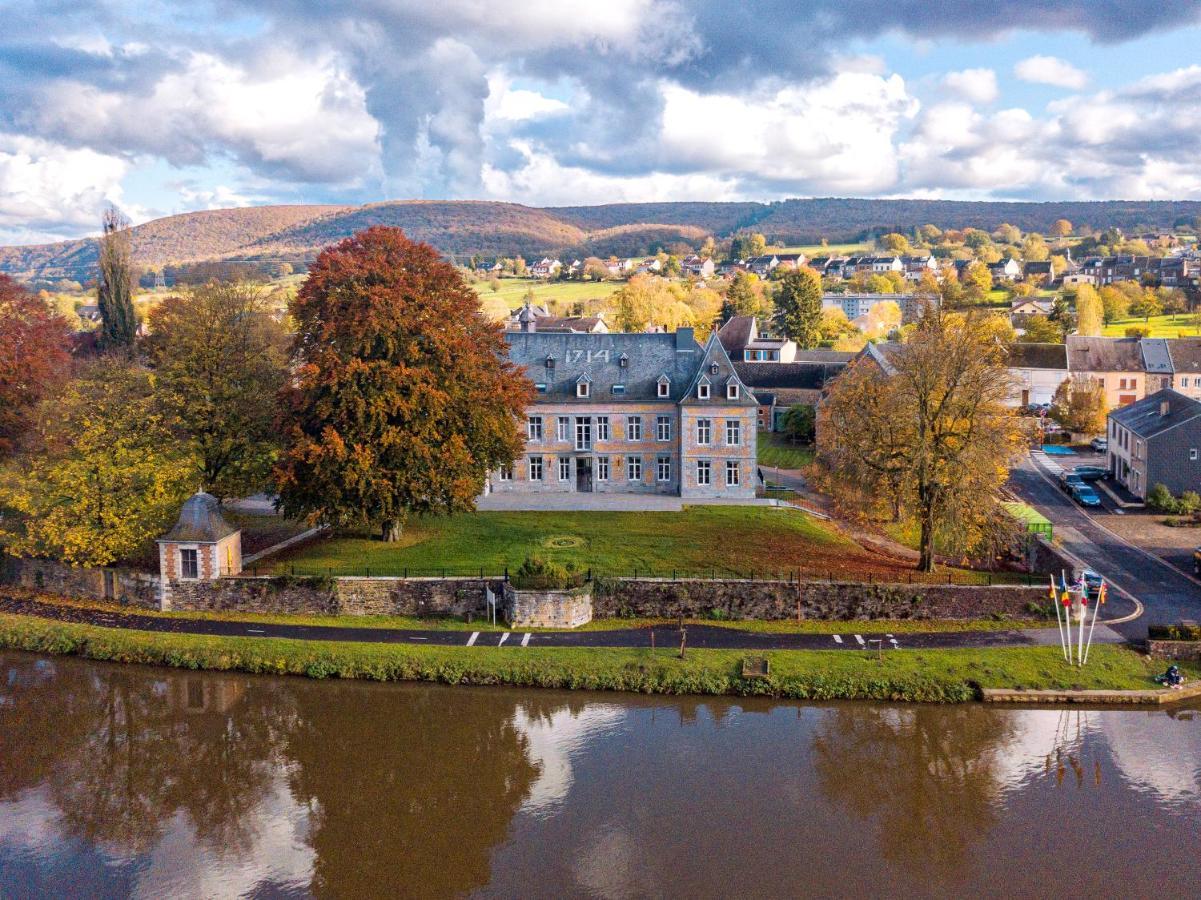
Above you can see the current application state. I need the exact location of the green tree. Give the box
[0,357,196,566]
[1050,377,1107,435]
[1021,234,1050,261]
[773,266,824,347]
[1130,289,1163,323]
[719,271,768,323]
[1049,296,1076,339]
[730,232,767,260]
[1018,314,1061,343]
[144,281,290,500]
[780,404,816,444]
[275,227,532,542]
[97,207,138,349]
[1074,284,1104,336]
[993,224,1021,244]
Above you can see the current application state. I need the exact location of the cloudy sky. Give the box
[5,1,1201,244]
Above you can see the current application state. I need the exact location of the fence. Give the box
[246,561,1041,587]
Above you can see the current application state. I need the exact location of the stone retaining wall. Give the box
[1,554,159,609]
[167,575,505,618]
[507,587,592,628]
[594,578,1047,621]
[1146,639,1201,661]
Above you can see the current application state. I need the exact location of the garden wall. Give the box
[594,578,1047,621]
[1146,639,1201,662]
[167,575,507,618]
[0,554,159,609]
[507,587,592,628]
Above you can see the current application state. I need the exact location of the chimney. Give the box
[676,326,695,349]
[1161,398,1171,417]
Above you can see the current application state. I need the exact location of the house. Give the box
[745,255,783,277]
[1005,343,1069,407]
[867,256,904,274]
[76,304,102,323]
[1144,338,1201,399]
[157,491,242,605]
[821,293,938,325]
[604,258,636,277]
[1079,255,1155,286]
[1023,261,1055,283]
[733,354,853,431]
[530,257,562,278]
[1108,389,1201,500]
[1010,296,1054,327]
[492,327,758,498]
[680,255,715,278]
[808,256,849,277]
[987,258,1023,281]
[770,252,807,271]
[635,257,663,275]
[507,303,608,334]
[1065,335,1146,408]
[901,254,939,281]
[717,315,797,362]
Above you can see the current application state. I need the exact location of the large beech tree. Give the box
[0,275,70,457]
[275,227,531,541]
[816,311,1023,571]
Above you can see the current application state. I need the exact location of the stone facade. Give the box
[0,554,159,609]
[594,578,1047,621]
[507,587,593,628]
[1146,639,1201,661]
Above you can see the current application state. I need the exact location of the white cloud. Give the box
[0,133,130,243]
[942,68,998,104]
[484,73,571,124]
[1014,55,1088,90]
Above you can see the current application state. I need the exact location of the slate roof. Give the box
[1140,338,1173,374]
[792,350,855,364]
[1165,338,1201,373]
[680,331,758,407]
[732,362,829,391]
[1066,336,1144,372]
[716,315,756,354]
[160,492,238,543]
[504,329,702,402]
[1006,343,1067,370]
[1109,389,1201,439]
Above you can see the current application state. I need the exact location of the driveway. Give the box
[1009,453,1201,637]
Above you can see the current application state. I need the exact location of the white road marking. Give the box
[410,636,427,640]
[854,634,865,646]
[521,633,531,647]
[246,628,265,633]
[498,632,510,646]
[832,634,843,644]
[466,631,479,647]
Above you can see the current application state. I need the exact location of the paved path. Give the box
[0,595,1122,653]
[1009,453,1201,637]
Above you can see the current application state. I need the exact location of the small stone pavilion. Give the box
[157,492,242,605]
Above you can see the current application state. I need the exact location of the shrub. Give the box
[1147,483,1179,513]
[511,555,584,590]
[1147,624,1201,641]
[1125,326,1151,338]
[1180,492,1201,515]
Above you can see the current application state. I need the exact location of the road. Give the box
[1009,453,1201,637]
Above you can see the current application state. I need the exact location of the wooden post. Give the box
[678,627,686,659]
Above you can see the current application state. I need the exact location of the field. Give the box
[472,276,623,312]
[757,433,815,470]
[1102,314,1201,337]
[262,506,937,580]
[773,242,869,256]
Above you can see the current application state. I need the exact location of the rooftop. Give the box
[1006,342,1067,370]
[1066,335,1144,372]
[1109,389,1201,439]
[159,492,239,543]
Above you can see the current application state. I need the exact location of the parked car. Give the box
[1072,465,1107,482]
[1082,569,1104,600]
[1090,437,1108,452]
[1059,472,1085,492]
[1071,484,1102,508]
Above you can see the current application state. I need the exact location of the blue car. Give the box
[1071,484,1102,508]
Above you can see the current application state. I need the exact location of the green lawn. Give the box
[264,506,924,580]
[1103,314,1201,337]
[2,612,1189,702]
[757,433,815,470]
[772,242,870,257]
[472,276,622,311]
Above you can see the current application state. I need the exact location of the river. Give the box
[1,651,1199,898]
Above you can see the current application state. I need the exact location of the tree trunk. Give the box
[380,519,403,542]
[917,504,936,573]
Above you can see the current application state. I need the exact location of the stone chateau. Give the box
[490,319,758,499]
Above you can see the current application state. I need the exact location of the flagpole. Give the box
[1062,571,1073,665]
[1052,575,1068,662]
[1077,599,1086,666]
[1083,584,1104,665]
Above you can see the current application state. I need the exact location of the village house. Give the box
[1005,342,1069,407]
[1022,260,1055,283]
[733,351,852,431]
[529,257,562,278]
[901,254,939,281]
[680,255,716,278]
[635,257,663,275]
[867,255,904,274]
[1065,335,1146,409]
[491,327,758,498]
[1010,296,1054,328]
[717,315,796,362]
[987,258,1023,281]
[507,303,608,334]
[1108,389,1201,500]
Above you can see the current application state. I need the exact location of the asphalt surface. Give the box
[1009,453,1201,638]
[0,594,1121,652]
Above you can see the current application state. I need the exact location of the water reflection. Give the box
[2,652,1200,898]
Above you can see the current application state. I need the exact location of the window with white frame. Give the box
[612,384,626,396]
[180,548,199,580]
[529,456,543,480]
[657,455,671,482]
[727,383,739,400]
[696,418,711,445]
[1185,377,1192,388]
[527,416,543,441]
[626,415,642,441]
[575,417,592,450]
[725,419,740,446]
[597,456,610,480]
[1191,449,1198,461]
[657,378,670,398]
[698,382,711,399]
[627,455,642,480]
[596,416,610,440]
[656,415,671,441]
[559,457,571,481]
[557,416,570,442]
[696,459,711,486]
[725,460,739,486]
[498,465,512,481]
[577,381,590,398]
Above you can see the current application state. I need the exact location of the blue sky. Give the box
[4,1,1201,244]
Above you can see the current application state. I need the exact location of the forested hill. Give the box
[5,197,1201,282]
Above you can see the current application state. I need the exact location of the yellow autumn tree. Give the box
[1074,284,1104,336]
[0,358,197,566]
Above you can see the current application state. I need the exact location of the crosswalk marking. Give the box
[466,631,479,646]
[854,634,865,646]
[521,633,531,647]
[498,632,510,646]
[832,634,843,644]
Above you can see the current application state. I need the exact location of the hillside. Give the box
[5,197,1201,282]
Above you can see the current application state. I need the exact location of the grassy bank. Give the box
[0,612,1185,704]
[756,434,815,470]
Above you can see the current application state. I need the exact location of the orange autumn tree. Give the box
[275,227,532,541]
[0,275,71,457]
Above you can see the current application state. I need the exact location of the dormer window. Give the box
[698,382,711,400]
[577,382,590,398]
[545,356,555,370]
[727,383,740,400]
[619,354,629,368]
[657,375,670,398]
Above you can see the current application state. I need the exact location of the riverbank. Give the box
[1,611,1190,704]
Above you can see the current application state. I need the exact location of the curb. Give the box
[981,680,1201,706]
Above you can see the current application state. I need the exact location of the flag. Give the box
[1098,582,1107,605]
